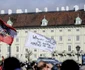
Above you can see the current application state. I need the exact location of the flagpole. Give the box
[9,44,11,57]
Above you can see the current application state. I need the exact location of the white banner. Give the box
[25,32,56,52]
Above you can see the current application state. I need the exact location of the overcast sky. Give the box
[0,0,85,13]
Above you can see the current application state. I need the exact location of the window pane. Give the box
[51,30,54,32]
[25,31,28,33]
[16,38,19,42]
[43,30,45,32]
[76,29,79,31]
[16,54,19,58]
[68,29,71,31]
[0,47,1,52]
[59,36,62,41]
[76,35,79,41]
[34,54,37,58]
[68,45,71,51]
[0,45,1,52]
[34,49,37,52]
[68,36,71,41]
[16,46,19,52]
[59,30,62,32]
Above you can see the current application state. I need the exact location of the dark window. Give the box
[16,38,19,42]
[16,46,19,52]
[40,54,42,56]
[34,30,37,32]
[0,46,1,52]
[68,45,71,51]
[59,36,62,41]
[59,30,62,32]
[68,29,71,31]
[43,30,45,32]
[25,31,28,33]
[16,54,19,58]
[51,30,54,32]
[76,29,79,31]
[34,49,37,52]
[76,35,79,41]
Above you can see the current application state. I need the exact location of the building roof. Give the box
[0,10,85,28]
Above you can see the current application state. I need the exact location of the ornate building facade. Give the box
[0,10,85,64]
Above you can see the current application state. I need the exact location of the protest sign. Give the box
[25,32,56,52]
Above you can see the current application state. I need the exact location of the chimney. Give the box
[66,6,69,11]
[16,9,23,14]
[73,5,79,11]
[56,7,59,11]
[25,9,28,13]
[1,10,5,14]
[8,9,12,15]
[61,6,65,11]
[44,7,48,12]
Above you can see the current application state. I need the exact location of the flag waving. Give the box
[0,18,17,45]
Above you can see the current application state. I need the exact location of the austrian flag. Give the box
[0,18,17,45]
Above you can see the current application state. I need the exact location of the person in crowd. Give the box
[56,64,61,70]
[46,63,53,70]
[3,57,21,70]
[0,64,2,70]
[37,61,53,70]
[20,62,26,70]
[60,59,79,70]
[31,61,37,70]
[37,61,48,70]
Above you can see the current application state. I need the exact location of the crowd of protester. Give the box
[0,56,83,70]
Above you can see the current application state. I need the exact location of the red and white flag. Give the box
[0,18,17,45]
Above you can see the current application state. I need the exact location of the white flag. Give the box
[25,32,56,52]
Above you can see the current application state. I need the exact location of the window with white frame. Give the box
[51,30,54,32]
[59,36,62,41]
[34,54,37,58]
[16,38,19,42]
[59,30,62,32]
[76,35,79,41]
[34,30,37,32]
[25,54,28,58]
[68,45,71,51]
[68,36,71,41]
[0,44,1,52]
[68,29,71,31]
[43,54,46,57]
[7,46,9,52]
[51,36,54,39]
[25,31,28,33]
[0,46,1,52]
[34,49,37,52]
[40,54,42,56]
[0,54,1,58]
[16,46,19,52]
[16,54,19,58]
[43,30,45,32]
[76,29,79,31]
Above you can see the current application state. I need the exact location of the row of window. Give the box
[22,29,80,33]
[0,45,75,54]
[0,46,19,52]
[59,35,80,41]
[15,35,80,42]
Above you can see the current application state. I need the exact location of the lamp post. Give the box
[76,46,80,63]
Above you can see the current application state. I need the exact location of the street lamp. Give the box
[76,46,80,62]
